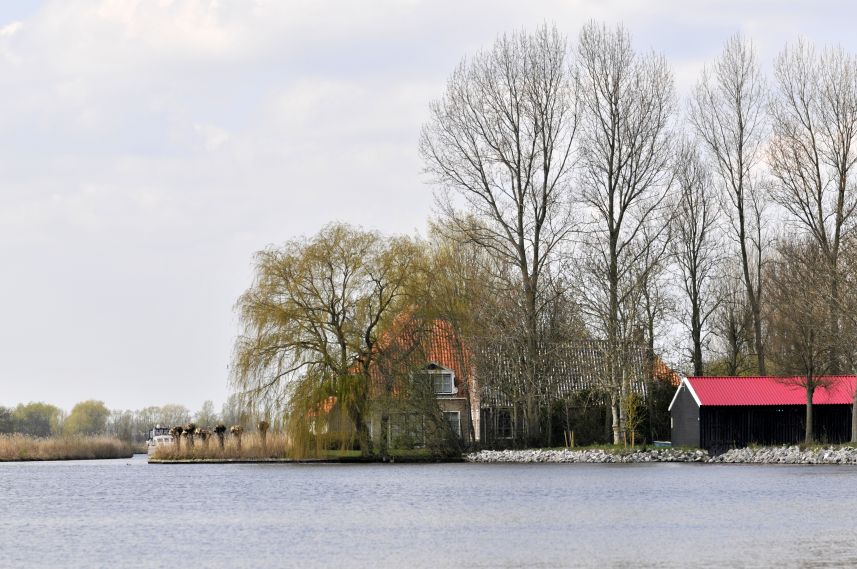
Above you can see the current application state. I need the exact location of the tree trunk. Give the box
[603,399,611,442]
[611,392,621,446]
[805,384,815,444]
[523,281,542,447]
[692,301,704,376]
[829,275,842,373]
[349,408,372,458]
[737,191,766,376]
[545,409,553,448]
[525,396,539,447]
[647,378,656,444]
[379,411,389,461]
[750,296,766,376]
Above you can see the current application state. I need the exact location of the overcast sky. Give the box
[2,0,856,413]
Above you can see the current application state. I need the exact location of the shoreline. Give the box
[148,455,465,464]
[466,446,857,465]
[98,445,857,465]
[0,453,135,463]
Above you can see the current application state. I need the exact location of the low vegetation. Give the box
[149,431,290,461]
[0,434,134,461]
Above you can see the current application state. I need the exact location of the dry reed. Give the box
[150,431,291,460]
[0,434,134,461]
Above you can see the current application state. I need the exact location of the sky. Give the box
[2,0,857,413]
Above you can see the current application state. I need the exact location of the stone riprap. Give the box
[466,448,709,463]
[711,445,857,464]
[466,446,857,464]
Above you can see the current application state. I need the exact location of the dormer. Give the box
[422,362,458,396]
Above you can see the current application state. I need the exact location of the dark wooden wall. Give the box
[700,405,853,452]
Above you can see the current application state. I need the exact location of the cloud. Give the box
[0,20,22,36]
[0,20,23,64]
[2,0,857,411]
[193,123,230,152]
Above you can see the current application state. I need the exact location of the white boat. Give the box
[146,425,175,455]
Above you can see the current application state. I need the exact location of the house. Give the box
[314,317,678,450]
[377,319,479,446]
[476,340,678,445]
[669,375,857,451]
[313,318,480,448]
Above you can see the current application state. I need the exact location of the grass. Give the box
[0,434,134,461]
[149,432,291,461]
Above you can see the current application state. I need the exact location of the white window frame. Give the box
[434,371,455,395]
[419,365,457,395]
[443,411,461,437]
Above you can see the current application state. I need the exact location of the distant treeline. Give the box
[0,394,265,443]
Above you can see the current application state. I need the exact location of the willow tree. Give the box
[420,24,579,445]
[575,22,675,444]
[412,229,493,446]
[769,40,857,373]
[232,223,421,457]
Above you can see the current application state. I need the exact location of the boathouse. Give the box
[669,375,856,451]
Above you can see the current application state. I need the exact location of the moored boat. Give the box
[146,425,174,455]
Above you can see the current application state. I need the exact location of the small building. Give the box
[669,375,856,451]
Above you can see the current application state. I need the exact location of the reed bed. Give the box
[149,431,291,461]
[0,434,134,461]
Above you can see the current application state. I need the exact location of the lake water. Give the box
[1,455,856,568]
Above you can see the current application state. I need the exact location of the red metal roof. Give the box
[685,375,857,406]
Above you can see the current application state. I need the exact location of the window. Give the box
[444,411,461,437]
[497,409,513,439]
[433,372,455,395]
[416,366,457,395]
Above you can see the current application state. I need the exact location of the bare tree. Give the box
[690,34,769,375]
[835,237,857,442]
[671,140,721,376]
[767,238,836,443]
[420,25,579,444]
[769,40,857,373]
[710,268,754,376]
[575,22,675,444]
[636,223,674,360]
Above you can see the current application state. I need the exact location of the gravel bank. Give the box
[466,446,857,464]
[711,446,857,464]
[466,448,708,463]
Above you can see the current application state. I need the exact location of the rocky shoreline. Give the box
[711,446,857,464]
[466,448,708,463]
[466,445,857,465]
